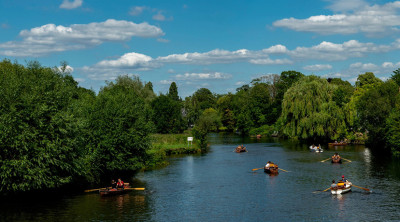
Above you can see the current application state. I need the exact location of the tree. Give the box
[356,80,398,146]
[88,76,153,177]
[391,68,400,86]
[168,82,179,101]
[355,72,382,88]
[280,76,347,140]
[151,94,185,134]
[0,60,86,193]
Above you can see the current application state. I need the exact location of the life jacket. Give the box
[337,181,345,187]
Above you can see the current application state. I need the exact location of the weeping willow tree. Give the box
[280,76,348,140]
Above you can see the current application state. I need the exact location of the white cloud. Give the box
[129,6,146,16]
[262,44,288,54]
[303,64,332,71]
[157,49,258,64]
[160,80,173,85]
[57,65,74,73]
[153,12,166,21]
[60,0,83,9]
[349,62,378,71]
[95,52,156,69]
[273,1,400,35]
[249,58,292,65]
[235,81,246,86]
[290,40,391,61]
[175,72,232,80]
[0,19,164,57]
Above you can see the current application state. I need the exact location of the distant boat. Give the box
[309,145,323,153]
[328,142,348,146]
[271,131,278,137]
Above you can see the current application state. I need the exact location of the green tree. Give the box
[356,80,398,146]
[88,76,153,177]
[391,68,400,86]
[280,76,347,140]
[168,82,179,101]
[355,72,382,88]
[151,94,185,134]
[0,60,86,193]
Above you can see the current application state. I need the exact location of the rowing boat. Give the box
[309,146,323,153]
[328,142,348,146]
[331,158,342,163]
[264,167,279,175]
[235,146,247,153]
[99,187,130,197]
[331,182,352,194]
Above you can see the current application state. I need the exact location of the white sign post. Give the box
[187,137,193,147]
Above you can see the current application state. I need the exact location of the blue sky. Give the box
[1,0,400,97]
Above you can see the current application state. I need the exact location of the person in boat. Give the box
[116,178,125,189]
[331,180,337,189]
[332,153,341,161]
[317,144,322,150]
[110,179,117,190]
[265,161,271,168]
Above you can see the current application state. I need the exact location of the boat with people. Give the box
[235,145,247,153]
[331,153,342,163]
[99,187,130,197]
[331,176,352,194]
[264,161,279,175]
[328,141,348,146]
[309,145,323,153]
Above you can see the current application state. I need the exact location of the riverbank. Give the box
[145,132,201,169]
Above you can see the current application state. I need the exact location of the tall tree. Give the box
[168,82,179,101]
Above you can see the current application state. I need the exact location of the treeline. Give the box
[1,59,400,194]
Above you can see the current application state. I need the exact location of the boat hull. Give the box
[331,185,351,194]
[328,143,348,146]
[99,188,129,197]
[264,167,279,175]
[331,158,342,163]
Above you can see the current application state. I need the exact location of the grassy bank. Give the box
[145,132,201,169]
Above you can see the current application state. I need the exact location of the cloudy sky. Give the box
[1,0,400,97]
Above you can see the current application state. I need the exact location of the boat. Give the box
[309,146,323,153]
[331,157,342,163]
[99,186,130,197]
[271,131,278,137]
[328,142,348,146]
[235,146,247,153]
[264,166,279,175]
[331,182,352,195]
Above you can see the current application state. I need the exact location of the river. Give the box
[2,134,400,221]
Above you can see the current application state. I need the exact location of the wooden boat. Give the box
[264,166,279,175]
[328,142,348,146]
[331,182,352,194]
[331,157,342,163]
[99,186,130,197]
[235,146,247,153]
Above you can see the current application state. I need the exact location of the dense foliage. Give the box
[1,59,400,195]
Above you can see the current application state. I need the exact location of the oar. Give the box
[278,168,290,172]
[313,187,331,194]
[252,167,264,171]
[124,187,145,191]
[320,158,331,162]
[84,188,107,193]
[342,158,352,162]
[352,184,370,192]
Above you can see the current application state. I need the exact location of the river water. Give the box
[2,134,400,221]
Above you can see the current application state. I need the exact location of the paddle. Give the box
[252,167,264,171]
[313,187,331,194]
[320,158,331,162]
[278,168,290,172]
[352,184,370,192]
[342,158,352,162]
